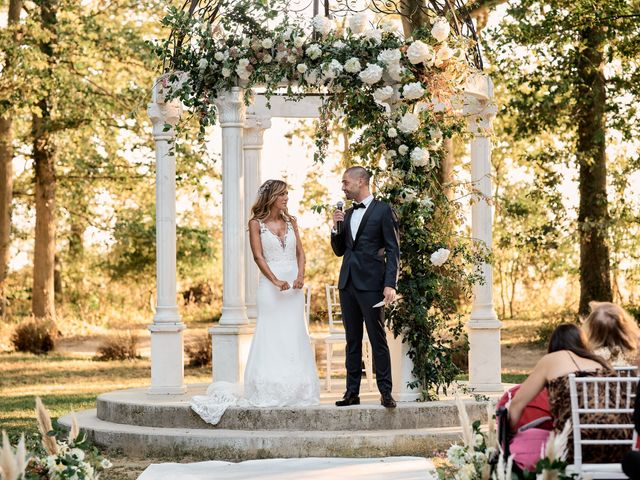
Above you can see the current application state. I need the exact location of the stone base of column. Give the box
[467,319,503,392]
[148,323,187,395]
[386,329,420,402]
[210,324,255,384]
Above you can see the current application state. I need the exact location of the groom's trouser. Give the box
[339,281,392,395]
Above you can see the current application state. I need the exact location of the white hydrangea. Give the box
[304,69,319,85]
[296,63,308,74]
[430,248,451,267]
[410,147,431,167]
[372,86,393,102]
[380,18,399,33]
[386,62,405,81]
[446,444,468,468]
[400,188,417,203]
[377,48,401,66]
[221,67,231,77]
[397,112,420,133]
[421,196,434,209]
[344,57,362,73]
[398,144,409,155]
[431,17,450,42]
[388,127,398,138]
[322,59,343,80]
[287,54,297,63]
[101,459,113,469]
[214,51,225,62]
[293,36,305,48]
[261,38,273,49]
[402,82,425,100]
[358,63,383,84]
[305,44,322,60]
[407,40,435,66]
[332,40,346,49]
[348,12,369,34]
[236,58,251,80]
[435,45,454,67]
[198,58,208,70]
[70,448,85,461]
[312,15,333,36]
[242,37,251,48]
[363,28,382,45]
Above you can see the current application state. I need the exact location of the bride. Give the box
[191,180,320,424]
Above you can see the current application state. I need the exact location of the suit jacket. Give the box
[331,199,400,291]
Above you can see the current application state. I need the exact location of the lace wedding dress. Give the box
[191,219,320,425]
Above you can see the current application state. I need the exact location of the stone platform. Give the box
[58,383,505,461]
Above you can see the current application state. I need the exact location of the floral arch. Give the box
[146,0,500,399]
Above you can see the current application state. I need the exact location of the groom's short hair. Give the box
[345,166,370,184]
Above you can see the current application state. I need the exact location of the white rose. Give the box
[197,58,208,70]
[294,36,305,48]
[358,63,383,84]
[296,63,308,74]
[214,52,225,61]
[348,12,369,34]
[287,54,297,63]
[435,45,453,67]
[363,28,382,45]
[380,18,399,33]
[306,44,322,60]
[430,248,451,267]
[242,37,251,48]
[372,86,393,102]
[377,48,401,66]
[322,59,343,80]
[386,62,405,81]
[431,17,450,42]
[263,53,273,63]
[407,40,435,66]
[410,147,431,167]
[398,144,408,155]
[397,112,420,133]
[344,57,362,73]
[384,150,396,160]
[221,67,231,77]
[401,188,416,203]
[402,82,425,100]
[261,38,273,49]
[304,69,319,85]
[236,59,251,80]
[312,15,333,36]
[70,448,85,461]
[332,40,346,49]
[388,127,398,138]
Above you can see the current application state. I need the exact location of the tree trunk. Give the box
[576,26,612,315]
[0,0,23,319]
[32,0,59,321]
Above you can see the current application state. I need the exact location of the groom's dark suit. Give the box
[330,198,400,395]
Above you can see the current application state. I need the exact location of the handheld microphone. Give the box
[336,201,344,234]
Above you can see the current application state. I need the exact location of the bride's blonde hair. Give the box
[249,179,291,223]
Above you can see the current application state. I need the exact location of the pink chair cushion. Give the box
[510,427,551,471]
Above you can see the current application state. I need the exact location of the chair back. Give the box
[325,285,343,334]
[568,373,638,468]
[614,365,638,377]
[302,284,311,325]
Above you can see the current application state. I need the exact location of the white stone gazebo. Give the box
[145,71,502,399]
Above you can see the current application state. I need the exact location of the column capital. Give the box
[147,101,183,140]
[464,98,498,136]
[215,87,246,127]
[243,114,272,149]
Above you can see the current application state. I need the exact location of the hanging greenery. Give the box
[156,0,489,399]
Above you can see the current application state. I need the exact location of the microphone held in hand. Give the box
[336,201,344,234]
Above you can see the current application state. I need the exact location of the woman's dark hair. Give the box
[547,323,610,369]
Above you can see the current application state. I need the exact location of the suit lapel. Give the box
[353,199,377,246]
[344,208,355,247]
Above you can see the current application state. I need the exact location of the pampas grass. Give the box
[492,448,514,480]
[485,400,496,452]
[0,431,27,480]
[35,396,58,455]
[542,419,571,463]
[69,413,80,443]
[455,394,475,448]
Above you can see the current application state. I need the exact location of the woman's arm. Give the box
[509,355,550,429]
[249,220,289,291]
[291,218,305,289]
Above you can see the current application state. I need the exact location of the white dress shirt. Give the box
[349,194,373,241]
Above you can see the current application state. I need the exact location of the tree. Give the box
[489,0,640,315]
[0,0,23,318]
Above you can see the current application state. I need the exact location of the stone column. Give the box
[465,78,502,392]
[210,87,253,384]
[243,113,271,323]
[386,329,419,401]
[147,80,186,395]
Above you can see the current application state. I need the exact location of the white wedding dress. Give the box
[191,219,320,425]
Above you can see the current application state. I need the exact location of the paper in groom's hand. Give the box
[372,300,386,308]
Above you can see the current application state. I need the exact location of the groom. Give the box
[331,166,400,409]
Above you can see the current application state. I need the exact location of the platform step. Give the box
[96,385,490,431]
[59,409,467,461]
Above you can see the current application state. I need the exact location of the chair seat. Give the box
[567,463,626,479]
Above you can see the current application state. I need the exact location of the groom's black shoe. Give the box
[381,392,397,409]
[335,391,360,407]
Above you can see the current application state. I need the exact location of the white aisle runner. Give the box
[138,456,436,480]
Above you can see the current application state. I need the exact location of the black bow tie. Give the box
[353,202,366,210]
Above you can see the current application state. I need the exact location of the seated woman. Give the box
[583,301,640,367]
[509,323,631,469]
